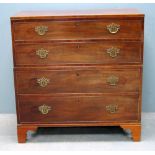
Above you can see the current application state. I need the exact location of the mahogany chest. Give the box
[11,9,144,143]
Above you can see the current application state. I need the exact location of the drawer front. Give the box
[14,41,142,66]
[15,68,141,94]
[18,94,139,123]
[13,20,143,41]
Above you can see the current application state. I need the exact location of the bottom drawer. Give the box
[18,94,139,123]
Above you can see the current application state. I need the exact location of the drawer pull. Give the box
[107,75,119,86]
[107,23,120,34]
[106,47,120,58]
[36,48,49,59]
[38,104,51,114]
[35,26,48,35]
[37,77,50,87]
[106,104,118,113]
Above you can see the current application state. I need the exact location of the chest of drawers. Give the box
[11,9,144,143]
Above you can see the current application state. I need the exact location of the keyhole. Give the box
[76,97,80,104]
[77,44,80,49]
[76,73,80,77]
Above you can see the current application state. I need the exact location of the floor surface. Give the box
[0,113,155,151]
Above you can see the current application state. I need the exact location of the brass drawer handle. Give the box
[106,104,118,113]
[38,104,51,114]
[37,77,50,87]
[36,48,49,59]
[106,47,120,58]
[35,26,48,35]
[107,75,119,86]
[107,23,120,34]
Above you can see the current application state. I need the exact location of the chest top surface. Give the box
[11,8,144,20]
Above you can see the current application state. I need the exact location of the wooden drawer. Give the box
[15,68,141,94]
[13,20,143,41]
[18,94,139,123]
[14,41,142,66]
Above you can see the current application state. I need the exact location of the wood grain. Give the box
[17,125,37,143]
[18,94,139,123]
[120,124,141,141]
[15,68,141,94]
[13,20,143,41]
[11,9,144,20]
[14,41,142,66]
[11,9,144,142]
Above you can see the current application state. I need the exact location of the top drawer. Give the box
[12,20,143,41]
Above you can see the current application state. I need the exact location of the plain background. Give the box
[0,3,154,113]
